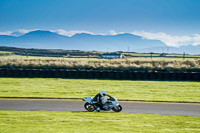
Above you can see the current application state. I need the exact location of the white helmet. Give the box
[100,90,106,96]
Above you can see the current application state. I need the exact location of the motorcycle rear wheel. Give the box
[112,105,122,112]
[84,102,96,112]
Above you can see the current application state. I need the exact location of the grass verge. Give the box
[1,55,200,72]
[0,78,200,103]
[0,110,200,133]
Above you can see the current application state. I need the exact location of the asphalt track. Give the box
[0,99,200,117]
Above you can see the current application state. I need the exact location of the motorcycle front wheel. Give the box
[112,105,122,112]
[84,102,96,112]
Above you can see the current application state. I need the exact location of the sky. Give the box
[0,0,200,47]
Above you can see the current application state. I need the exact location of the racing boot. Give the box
[96,107,100,112]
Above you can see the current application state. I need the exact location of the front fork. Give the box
[113,103,119,110]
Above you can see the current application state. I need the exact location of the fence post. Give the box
[102,71,109,79]
[34,69,40,78]
[88,71,94,79]
[135,71,143,80]
[128,71,135,80]
[94,71,101,79]
[108,71,115,79]
[55,69,61,78]
[163,72,170,80]
[80,71,88,79]
[27,69,33,78]
[115,71,122,79]
[75,71,81,78]
[185,72,192,81]
[19,69,27,77]
[193,72,200,81]
[177,72,186,80]
[151,71,157,80]
[143,72,149,80]
[68,71,75,78]
[12,69,19,77]
[0,69,6,77]
[6,69,13,77]
[157,71,164,80]
[171,72,177,80]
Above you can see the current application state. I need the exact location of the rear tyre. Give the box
[84,102,96,112]
[112,105,122,112]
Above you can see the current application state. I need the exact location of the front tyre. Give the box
[112,105,122,112]
[84,102,96,112]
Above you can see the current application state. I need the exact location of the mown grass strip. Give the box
[0,110,200,133]
[0,78,199,103]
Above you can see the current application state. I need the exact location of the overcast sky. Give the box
[0,0,200,47]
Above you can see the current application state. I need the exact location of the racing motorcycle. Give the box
[82,95,122,112]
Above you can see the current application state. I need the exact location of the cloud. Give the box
[0,31,12,36]
[10,29,41,36]
[0,29,94,37]
[17,29,40,34]
[108,30,117,35]
[108,30,124,35]
[131,30,200,47]
[50,29,94,37]
[0,29,40,36]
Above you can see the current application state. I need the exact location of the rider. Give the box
[92,90,108,112]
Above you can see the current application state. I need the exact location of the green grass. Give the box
[123,53,160,56]
[0,56,199,72]
[0,110,200,133]
[0,78,199,103]
[123,52,200,58]
[167,54,200,58]
[1,53,199,60]
[0,51,13,54]
[0,55,64,60]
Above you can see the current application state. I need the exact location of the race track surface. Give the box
[0,99,200,116]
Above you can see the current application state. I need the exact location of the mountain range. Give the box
[0,30,199,54]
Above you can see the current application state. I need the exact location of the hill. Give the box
[0,30,165,51]
[0,30,199,54]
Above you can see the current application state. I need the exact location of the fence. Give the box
[0,68,199,81]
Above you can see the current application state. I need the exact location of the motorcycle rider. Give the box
[92,90,108,112]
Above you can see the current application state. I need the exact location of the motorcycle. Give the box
[82,95,122,112]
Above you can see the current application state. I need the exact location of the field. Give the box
[0,51,13,54]
[0,78,199,103]
[0,49,199,133]
[123,52,200,58]
[0,48,200,72]
[1,52,200,60]
[0,55,200,71]
[0,110,200,133]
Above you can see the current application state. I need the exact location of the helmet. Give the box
[100,90,106,96]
